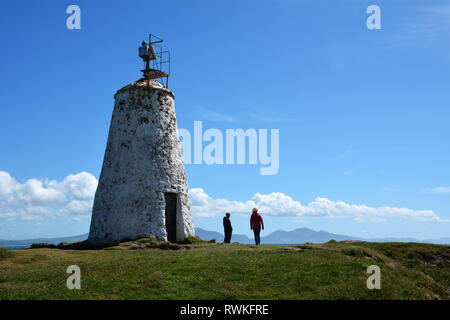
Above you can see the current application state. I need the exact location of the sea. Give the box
[1,245,28,250]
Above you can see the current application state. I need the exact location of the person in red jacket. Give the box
[250,207,264,245]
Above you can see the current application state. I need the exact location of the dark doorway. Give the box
[164,193,177,242]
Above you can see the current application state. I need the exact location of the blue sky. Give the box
[0,0,449,240]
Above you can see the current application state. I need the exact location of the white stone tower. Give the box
[88,35,195,244]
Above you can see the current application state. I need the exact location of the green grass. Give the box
[0,241,448,300]
[0,248,15,260]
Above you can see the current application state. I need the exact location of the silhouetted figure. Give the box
[223,212,233,243]
[250,208,264,245]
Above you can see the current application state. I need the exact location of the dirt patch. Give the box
[295,245,316,250]
[341,248,373,258]
[130,241,209,251]
[406,249,450,265]
[280,247,303,252]
[28,241,111,250]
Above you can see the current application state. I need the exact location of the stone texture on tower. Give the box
[88,79,195,244]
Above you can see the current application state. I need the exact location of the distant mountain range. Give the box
[194,227,450,245]
[1,228,449,249]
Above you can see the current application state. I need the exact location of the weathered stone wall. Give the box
[88,80,195,244]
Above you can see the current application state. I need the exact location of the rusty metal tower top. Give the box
[138,34,170,88]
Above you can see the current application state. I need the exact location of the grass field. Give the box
[0,240,448,300]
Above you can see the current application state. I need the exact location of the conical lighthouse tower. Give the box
[88,34,195,244]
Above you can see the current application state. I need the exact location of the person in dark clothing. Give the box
[223,212,233,243]
[250,207,264,245]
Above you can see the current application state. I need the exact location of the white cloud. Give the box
[334,149,351,160]
[50,172,98,200]
[0,171,447,224]
[246,109,296,123]
[429,187,450,194]
[344,167,358,176]
[188,188,448,223]
[0,171,97,222]
[378,4,450,58]
[198,107,237,123]
[382,187,400,194]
